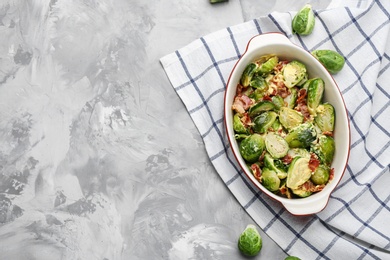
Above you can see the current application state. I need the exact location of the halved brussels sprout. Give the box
[312,135,335,166]
[272,95,285,110]
[263,153,287,179]
[292,4,315,35]
[239,134,265,163]
[315,103,335,132]
[279,107,304,129]
[249,100,276,117]
[311,164,330,185]
[284,87,298,108]
[311,50,345,74]
[265,132,289,159]
[233,113,249,134]
[257,55,279,75]
[250,76,268,91]
[287,148,311,159]
[285,123,317,148]
[291,188,312,198]
[270,118,282,132]
[238,224,262,257]
[286,157,312,189]
[307,78,325,115]
[296,72,308,87]
[283,61,307,88]
[262,168,281,192]
[240,63,258,87]
[253,111,277,134]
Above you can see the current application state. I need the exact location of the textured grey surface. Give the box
[0,0,334,259]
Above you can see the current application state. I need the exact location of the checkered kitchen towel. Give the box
[160,0,390,259]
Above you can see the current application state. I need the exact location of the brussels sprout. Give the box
[262,168,281,192]
[292,4,315,35]
[279,107,304,129]
[238,224,262,257]
[250,75,268,91]
[287,148,311,159]
[285,257,302,260]
[235,134,249,140]
[239,134,265,163]
[253,111,277,134]
[240,62,258,87]
[285,123,317,148]
[284,87,298,108]
[307,78,325,115]
[291,188,312,198]
[286,157,312,189]
[265,132,289,159]
[263,153,288,179]
[257,55,279,75]
[270,118,282,132]
[312,135,335,165]
[272,95,285,110]
[311,49,345,74]
[315,103,335,132]
[233,114,249,134]
[249,100,276,117]
[283,61,308,88]
[311,164,330,185]
[296,72,308,87]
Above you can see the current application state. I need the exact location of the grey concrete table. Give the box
[0,0,331,259]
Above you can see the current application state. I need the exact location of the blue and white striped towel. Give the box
[160,0,390,258]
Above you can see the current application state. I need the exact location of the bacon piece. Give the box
[309,154,320,172]
[300,181,325,192]
[295,89,311,121]
[323,131,334,137]
[262,95,272,101]
[329,168,335,182]
[297,89,307,103]
[240,112,252,128]
[277,85,290,98]
[251,164,262,182]
[236,84,245,95]
[232,94,253,114]
[281,154,293,164]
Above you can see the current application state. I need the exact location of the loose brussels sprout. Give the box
[262,168,281,192]
[284,87,298,108]
[312,135,335,166]
[283,61,307,88]
[285,257,302,260]
[287,148,311,159]
[272,95,285,110]
[253,111,277,134]
[291,188,312,198]
[249,100,276,117]
[307,78,325,115]
[239,134,265,163]
[285,123,317,148]
[311,164,330,185]
[311,49,345,74]
[238,224,262,257]
[233,113,249,134]
[292,4,315,35]
[315,103,335,132]
[286,157,312,189]
[263,153,288,179]
[240,63,258,87]
[279,107,304,129]
[265,132,289,159]
[257,55,279,75]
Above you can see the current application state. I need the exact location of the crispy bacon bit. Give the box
[282,154,293,164]
[295,89,311,121]
[279,185,287,195]
[262,95,272,101]
[258,150,267,163]
[236,84,245,95]
[275,60,289,72]
[329,168,335,182]
[240,113,252,127]
[251,164,262,182]
[297,89,307,103]
[232,94,253,114]
[277,85,290,98]
[300,181,325,192]
[323,131,334,137]
[309,154,320,172]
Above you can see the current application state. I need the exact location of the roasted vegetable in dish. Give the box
[238,224,262,256]
[232,54,336,199]
[292,4,316,35]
